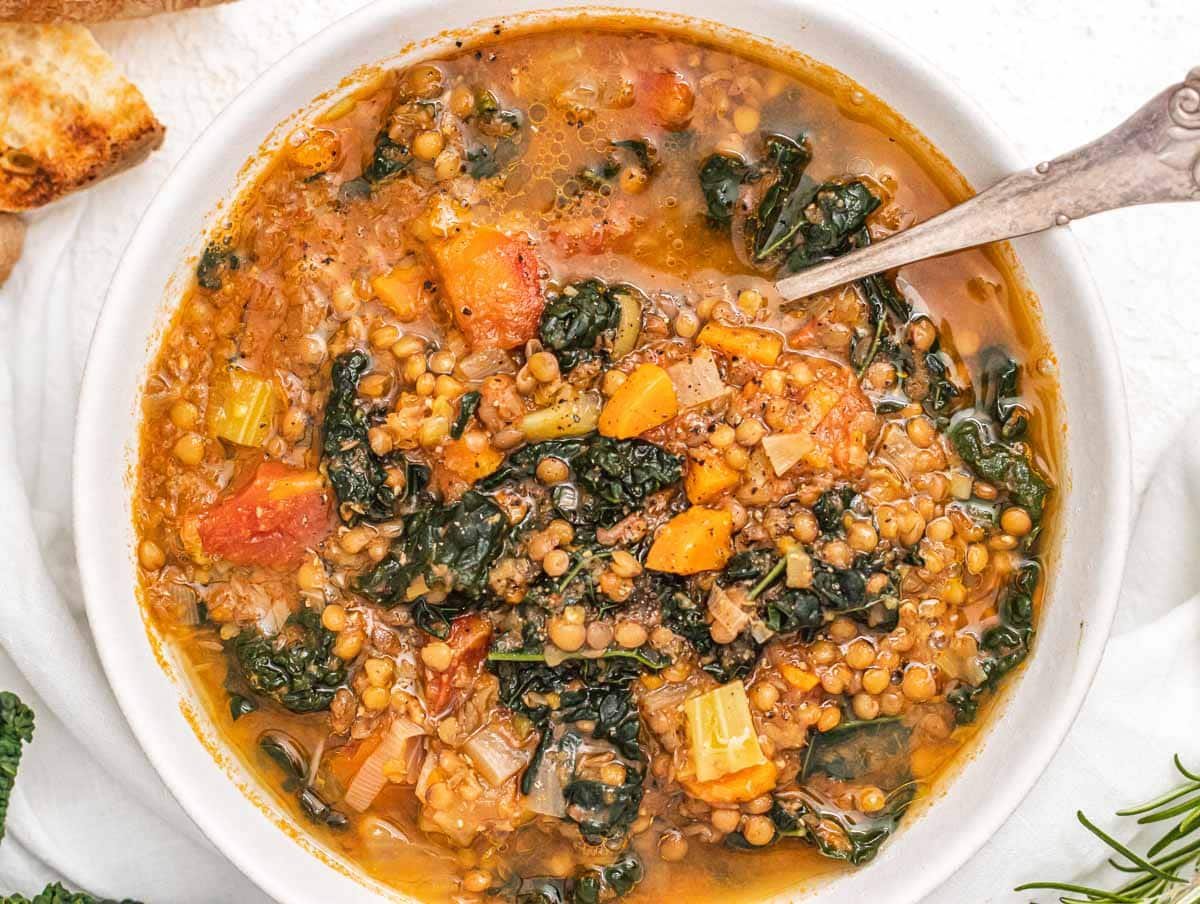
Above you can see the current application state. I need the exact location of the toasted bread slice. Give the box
[0,213,23,286]
[0,24,164,211]
[0,0,230,21]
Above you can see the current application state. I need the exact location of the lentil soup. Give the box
[135,17,1060,904]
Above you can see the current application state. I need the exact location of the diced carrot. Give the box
[440,437,504,485]
[681,760,779,805]
[430,226,544,350]
[423,614,492,715]
[371,263,428,321]
[645,506,734,575]
[779,663,820,692]
[599,363,678,439]
[685,454,741,504]
[197,461,333,570]
[697,323,784,366]
[641,70,695,131]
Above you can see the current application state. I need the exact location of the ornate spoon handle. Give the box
[775,68,1200,301]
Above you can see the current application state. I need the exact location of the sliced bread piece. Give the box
[0,213,23,286]
[0,23,165,211]
[0,0,231,22]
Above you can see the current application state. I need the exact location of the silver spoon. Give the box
[775,67,1200,302]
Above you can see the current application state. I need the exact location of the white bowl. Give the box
[74,2,1132,902]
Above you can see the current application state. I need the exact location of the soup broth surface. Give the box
[136,19,1058,904]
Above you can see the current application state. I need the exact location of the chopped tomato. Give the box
[422,613,492,715]
[197,460,333,569]
[641,70,695,131]
[430,226,544,350]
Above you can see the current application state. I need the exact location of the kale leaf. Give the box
[750,134,816,260]
[698,153,755,226]
[229,609,347,713]
[784,181,881,271]
[362,131,410,184]
[948,560,1038,724]
[813,485,857,534]
[949,418,1049,520]
[4,884,142,904]
[491,854,644,904]
[465,91,524,178]
[450,390,482,439]
[977,346,1030,439]
[0,691,34,841]
[355,490,510,605]
[803,717,911,789]
[322,351,395,523]
[196,240,239,291]
[482,435,683,528]
[538,280,623,371]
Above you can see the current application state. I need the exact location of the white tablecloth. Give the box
[0,1,1197,901]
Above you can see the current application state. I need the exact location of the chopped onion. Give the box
[458,348,516,380]
[762,431,816,476]
[463,723,533,787]
[642,680,692,714]
[707,584,749,636]
[343,718,424,812]
[167,583,201,626]
[413,739,436,803]
[525,749,566,817]
[749,618,776,644]
[257,597,292,636]
[667,349,728,409]
[785,548,813,589]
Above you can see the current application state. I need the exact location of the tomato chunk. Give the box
[641,70,695,131]
[422,613,492,715]
[197,461,333,570]
[430,226,544,350]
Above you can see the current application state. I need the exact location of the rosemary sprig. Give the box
[1016,756,1200,903]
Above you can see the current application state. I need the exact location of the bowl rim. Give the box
[73,2,1133,902]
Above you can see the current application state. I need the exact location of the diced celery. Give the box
[684,680,768,782]
[208,368,276,447]
[519,390,601,441]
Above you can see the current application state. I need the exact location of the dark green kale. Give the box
[489,656,650,843]
[976,346,1030,439]
[813,485,857,534]
[491,854,644,904]
[450,390,482,439]
[482,435,683,528]
[538,280,623,371]
[750,133,816,260]
[784,181,881,271]
[355,490,510,606]
[258,730,348,830]
[698,153,756,226]
[3,884,142,904]
[362,131,411,184]
[466,138,521,179]
[196,240,239,291]
[465,91,524,178]
[228,609,347,713]
[948,560,1038,724]
[611,138,657,172]
[803,718,911,789]
[322,351,396,523]
[228,694,257,720]
[0,691,34,841]
[949,418,1049,520]
[851,242,912,375]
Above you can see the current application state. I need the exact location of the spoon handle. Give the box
[775,67,1200,301]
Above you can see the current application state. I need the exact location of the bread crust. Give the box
[0,0,230,22]
[0,24,165,211]
[0,213,24,287]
